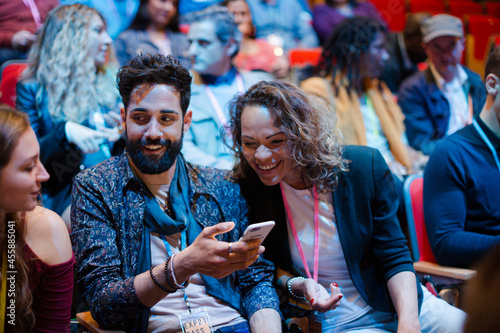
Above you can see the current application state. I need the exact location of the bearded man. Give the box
[70,54,281,333]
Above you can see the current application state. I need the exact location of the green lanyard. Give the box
[364,94,380,138]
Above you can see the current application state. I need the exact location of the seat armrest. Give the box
[414,261,476,280]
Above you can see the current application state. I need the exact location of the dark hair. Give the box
[0,104,35,332]
[187,5,241,57]
[325,0,357,7]
[485,45,500,80]
[317,16,387,89]
[227,81,348,193]
[128,0,180,32]
[117,54,192,114]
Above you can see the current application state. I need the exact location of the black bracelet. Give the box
[150,266,172,293]
[164,256,178,292]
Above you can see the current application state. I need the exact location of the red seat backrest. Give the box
[485,1,500,18]
[465,14,500,61]
[409,0,446,13]
[370,0,407,32]
[449,1,483,19]
[288,48,322,67]
[409,176,437,263]
[0,61,28,108]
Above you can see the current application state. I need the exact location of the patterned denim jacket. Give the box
[71,153,279,331]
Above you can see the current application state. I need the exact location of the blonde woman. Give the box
[16,4,122,224]
[0,105,73,332]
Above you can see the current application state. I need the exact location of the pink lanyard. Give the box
[23,0,42,29]
[204,73,244,127]
[280,183,320,281]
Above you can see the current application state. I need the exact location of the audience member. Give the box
[182,5,272,169]
[245,0,319,51]
[0,105,73,332]
[312,0,386,45]
[302,16,426,179]
[424,46,500,268]
[228,80,465,332]
[114,0,190,68]
[222,0,289,78]
[16,4,122,225]
[60,0,140,39]
[463,245,500,333]
[71,54,281,332]
[0,0,58,66]
[398,14,486,156]
[381,12,431,93]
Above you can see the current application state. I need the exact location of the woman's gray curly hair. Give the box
[24,4,119,122]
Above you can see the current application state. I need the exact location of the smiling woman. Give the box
[227,81,466,332]
[0,105,74,332]
[114,0,191,68]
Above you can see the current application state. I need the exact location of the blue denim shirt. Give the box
[245,0,319,51]
[71,153,279,331]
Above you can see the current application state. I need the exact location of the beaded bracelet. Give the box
[163,256,177,292]
[287,276,307,300]
[170,253,190,289]
[150,266,172,293]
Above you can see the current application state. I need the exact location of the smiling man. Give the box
[182,5,272,170]
[70,54,281,333]
[398,14,486,156]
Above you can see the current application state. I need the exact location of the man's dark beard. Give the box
[126,136,183,175]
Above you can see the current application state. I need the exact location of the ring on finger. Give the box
[228,242,233,254]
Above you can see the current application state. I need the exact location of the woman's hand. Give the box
[397,318,422,333]
[65,121,119,153]
[292,278,343,312]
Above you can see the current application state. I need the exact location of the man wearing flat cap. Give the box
[397,14,486,156]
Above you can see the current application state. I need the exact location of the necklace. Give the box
[154,195,173,217]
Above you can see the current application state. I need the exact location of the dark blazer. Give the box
[397,66,486,155]
[239,145,422,314]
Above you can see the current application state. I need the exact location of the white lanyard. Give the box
[22,0,42,29]
[204,73,244,128]
[159,232,192,312]
[472,119,500,172]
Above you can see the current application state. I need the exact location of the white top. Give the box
[145,184,245,333]
[430,63,470,135]
[359,95,394,163]
[281,182,372,327]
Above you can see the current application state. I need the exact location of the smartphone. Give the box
[239,221,275,242]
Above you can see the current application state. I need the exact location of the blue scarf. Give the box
[134,155,201,332]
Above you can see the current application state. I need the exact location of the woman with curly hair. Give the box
[0,105,73,332]
[16,4,122,225]
[114,0,191,68]
[227,81,465,332]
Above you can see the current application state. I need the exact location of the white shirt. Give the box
[359,95,394,163]
[145,184,245,333]
[281,182,372,328]
[430,63,471,135]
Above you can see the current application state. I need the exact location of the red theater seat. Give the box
[0,60,27,108]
